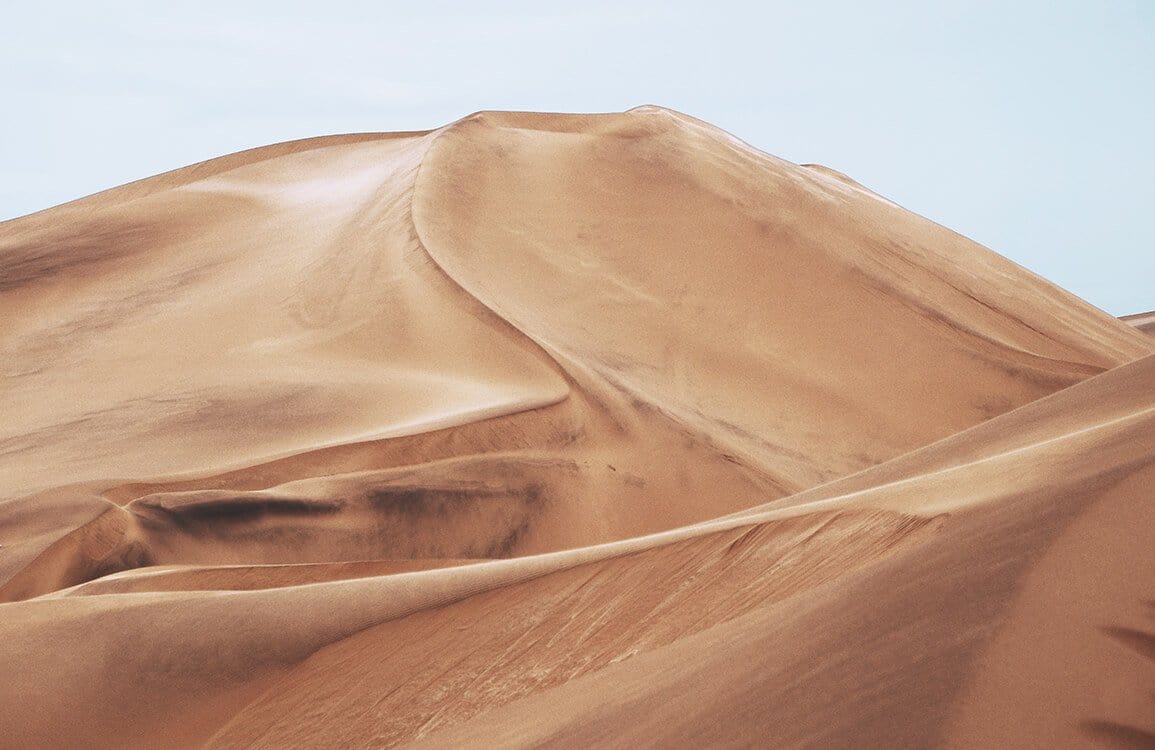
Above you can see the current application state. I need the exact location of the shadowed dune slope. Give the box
[0,108,1151,748]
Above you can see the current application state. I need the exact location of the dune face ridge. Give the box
[0,107,1152,748]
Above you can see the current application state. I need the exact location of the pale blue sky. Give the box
[2,1,1152,314]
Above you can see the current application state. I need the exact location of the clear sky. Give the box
[2,1,1152,314]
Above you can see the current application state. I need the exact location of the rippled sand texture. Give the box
[1,108,1152,749]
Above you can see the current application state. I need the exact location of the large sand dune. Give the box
[0,107,1151,748]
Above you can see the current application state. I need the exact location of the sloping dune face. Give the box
[1123,310,1155,336]
[0,108,1151,748]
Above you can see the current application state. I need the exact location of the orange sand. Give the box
[1,108,1151,748]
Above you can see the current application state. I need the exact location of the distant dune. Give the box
[0,107,1151,749]
[1122,310,1155,336]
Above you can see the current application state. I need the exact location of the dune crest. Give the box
[1123,309,1155,336]
[0,108,1150,748]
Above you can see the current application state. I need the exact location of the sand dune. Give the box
[1123,310,1155,336]
[0,107,1150,748]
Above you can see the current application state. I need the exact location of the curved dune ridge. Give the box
[0,107,1152,748]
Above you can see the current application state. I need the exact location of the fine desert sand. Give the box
[1,107,1152,748]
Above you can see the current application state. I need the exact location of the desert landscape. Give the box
[1,106,1152,748]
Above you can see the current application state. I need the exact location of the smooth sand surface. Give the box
[1122,310,1155,336]
[1,107,1151,748]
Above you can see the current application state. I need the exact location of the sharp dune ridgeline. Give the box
[1,107,1152,749]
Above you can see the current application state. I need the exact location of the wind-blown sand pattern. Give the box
[1,107,1152,749]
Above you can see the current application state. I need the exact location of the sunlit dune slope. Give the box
[405,353,1155,750]
[0,107,1151,749]
[1,108,1147,588]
